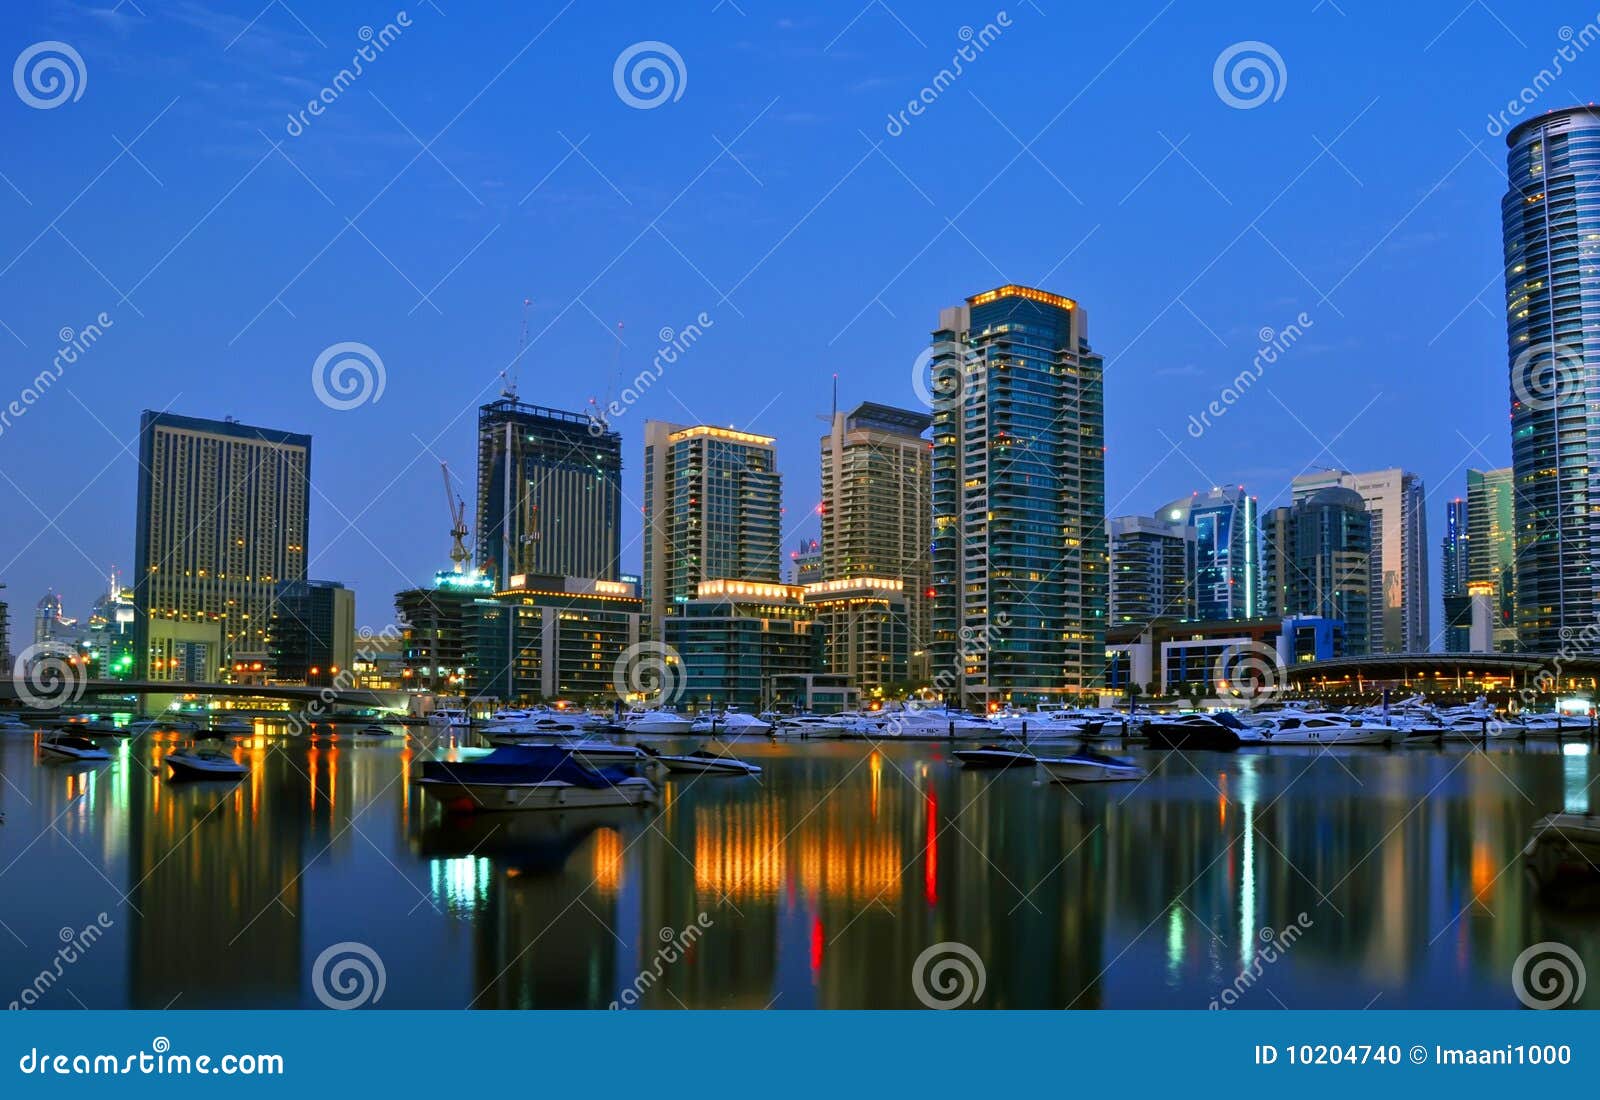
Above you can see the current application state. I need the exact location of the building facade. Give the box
[819,401,932,660]
[394,571,498,695]
[133,411,310,681]
[642,422,782,639]
[1441,497,1470,653]
[267,579,355,686]
[1109,514,1196,628]
[929,285,1107,706]
[470,575,643,703]
[1157,487,1259,621]
[476,399,622,586]
[666,580,815,709]
[1292,468,1428,653]
[801,576,909,695]
[1466,466,1517,651]
[1262,487,1373,656]
[1503,107,1600,654]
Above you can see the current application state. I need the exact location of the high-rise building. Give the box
[642,422,782,639]
[394,570,498,695]
[1292,468,1428,653]
[1156,487,1258,620]
[788,538,822,584]
[1503,107,1600,654]
[1109,515,1196,628]
[1466,466,1517,651]
[133,411,310,681]
[929,284,1106,705]
[666,580,814,709]
[1262,487,1372,656]
[819,400,931,661]
[802,576,909,693]
[476,398,622,586]
[1442,498,1471,653]
[268,579,355,686]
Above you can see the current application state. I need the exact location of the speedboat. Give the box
[1036,750,1146,784]
[770,713,849,738]
[481,711,587,737]
[689,710,772,736]
[416,745,658,812]
[351,724,398,738]
[39,733,110,761]
[953,745,1038,769]
[641,747,762,776]
[1141,712,1251,750]
[620,708,693,735]
[428,708,471,729]
[211,715,253,735]
[165,747,248,780]
[1249,713,1402,746]
[1518,712,1591,739]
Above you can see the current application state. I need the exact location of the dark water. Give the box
[1,725,1597,1010]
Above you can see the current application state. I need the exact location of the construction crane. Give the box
[440,461,470,573]
[499,297,532,400]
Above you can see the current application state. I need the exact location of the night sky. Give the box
[0,0,1566,636]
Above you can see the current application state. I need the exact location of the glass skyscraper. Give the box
[1503,106,1600,653]
[1157,487,1258,620]
[929,285,1106,706]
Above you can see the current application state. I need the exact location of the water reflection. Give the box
[0,726,1598,1009]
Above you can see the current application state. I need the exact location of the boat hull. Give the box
[652,755,761,776]
[953,748,1037,769]
[1141,723,1241,750]
[40,743,110,761]
[165,754,247,780]
[1037,757,1145,784]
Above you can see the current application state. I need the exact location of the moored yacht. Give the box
[428,708,471,729]
[165,746,248,780]
[1141,711,1251,750]
[1247,713,1401,746]
[416,744,658,812]
[850,706,1006,738]
[770,713,849,738]
[689,710,772,736]
[39,733,110,761]
[620,707,693,735]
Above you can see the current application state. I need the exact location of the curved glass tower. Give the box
[1502,107,1600,653]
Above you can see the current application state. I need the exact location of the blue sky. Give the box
[0,0,1576,636]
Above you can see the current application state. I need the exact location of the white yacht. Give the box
[620,708,693,735]
[480,707,588,736]
[771,713,850,738]
[211,715,254,735]
[689,710,772,736]
[850,707,1006,738]
[428,708,471,729]
[1248,713,1401,746]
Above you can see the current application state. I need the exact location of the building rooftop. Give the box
[1506,104,1600,148]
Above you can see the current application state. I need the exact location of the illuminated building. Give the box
[1466,467,1517,651]
[802,576,908,692]
[1157,487,1258,620]
[268,579,355,686]
[788,538,821,584]
[666,580,814,709]
[476,399,622,586]
[470,574,642,702]
[929,285,1106,705]
[1109,515,1196,628]
[642,421,781,639]
[393,570,496,694]
[1261,487,1372,656]
[1503,107,1600,654]
[1442,498,1470,653]
[133,411,310,681]
[1292,468,1428,653]
[820,402,931,662]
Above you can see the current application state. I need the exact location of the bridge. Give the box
[0,679,412,714]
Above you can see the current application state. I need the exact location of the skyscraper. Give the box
[1157,487,1258,620]
[1441,497,1470,653]
[1292,468,1428,653]
[1466,466,1517,651]
[1262,488,1372,656]
[133,411,310,680]
[1109,515,1195,628]
[642,421,782,638]
[929,284,1106,705]
[820,401,931,657]
[476,398,622,586]
[1503,107,1600,654]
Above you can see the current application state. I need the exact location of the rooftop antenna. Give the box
[500,297,531,400]
[440,461,470,572]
